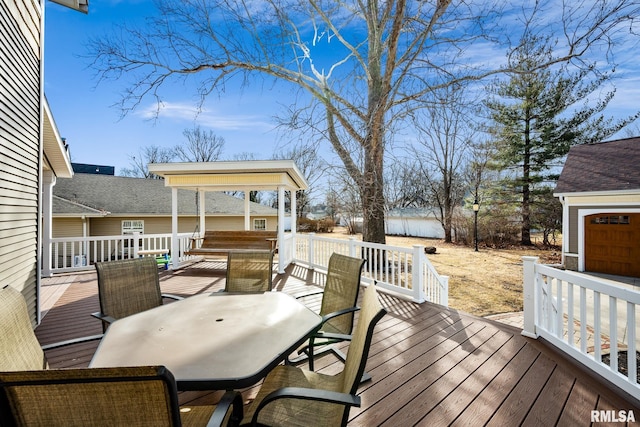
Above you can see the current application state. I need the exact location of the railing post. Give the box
[133,232,141,258]
[348,237,357,258]
[440,275,449,307]
[308,233,315,269]
[412,245,426,303]
[522,256,539,338]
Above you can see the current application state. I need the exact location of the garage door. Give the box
[585,213,640,277]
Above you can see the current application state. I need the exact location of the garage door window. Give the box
[590,215,630,225]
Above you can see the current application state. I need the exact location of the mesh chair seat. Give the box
[224,251,274,293]
[242,284,386,427]
[295,253,366,371]
[0,286,48,371]
[93,257,182,331]
[0,366,242,427]
[242,365,345,427]
[317,253,365,334]
[0,286,103,373]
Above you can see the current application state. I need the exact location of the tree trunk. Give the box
[361,146,386,244]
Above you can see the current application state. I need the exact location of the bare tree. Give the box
[120,145,175,178]
[384,159,430,209]
[175,126,225,162]
[272,142,327,218]
[326,173,362,235]
[89,0,639,243]
[410,85,476,243]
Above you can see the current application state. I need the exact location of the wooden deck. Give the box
[35,260,640,426]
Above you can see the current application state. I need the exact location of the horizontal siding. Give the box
[0,0,42,326]
[84,215,279,236]
[52,218,84,238]
[2,0,40,56]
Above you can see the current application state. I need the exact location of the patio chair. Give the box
[240,284,386,427]
[0,285,103,371]
[293,253,365,371]
[224,251,274,293]
[92,257,183,332]
[0,366,243,427]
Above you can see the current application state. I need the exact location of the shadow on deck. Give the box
[36,261,640,426]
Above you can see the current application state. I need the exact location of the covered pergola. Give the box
[148,160,308,273]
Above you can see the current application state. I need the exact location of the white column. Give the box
[41,171,55,277]
[171,187,179,270]
[290,189,297,239]
[199,189,206,235]
[560,196,568,267]
[244,191,251,230]
[522,256,539,338]
[412,245,426,303]
[277,186,285,273]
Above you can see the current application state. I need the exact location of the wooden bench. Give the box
[184,230,277,257]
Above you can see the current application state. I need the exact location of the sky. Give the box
[44,0,295,174]
[43,1,640,176]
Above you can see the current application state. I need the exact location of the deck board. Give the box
[34,261,639,426]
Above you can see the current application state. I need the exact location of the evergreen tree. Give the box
[484,35,639,245]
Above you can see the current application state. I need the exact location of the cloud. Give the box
[135,101,275,132]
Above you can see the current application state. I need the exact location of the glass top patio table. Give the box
[89,292,322,390]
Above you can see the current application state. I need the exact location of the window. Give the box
[122,220,144,235]
[590,215,630,225]
[254,218,267,231]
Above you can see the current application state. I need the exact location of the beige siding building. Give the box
[1,0,43,325]
[52,173,280,238]
[1,0,85,324]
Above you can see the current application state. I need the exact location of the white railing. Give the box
[46,233,195,274]
[522,256,639,398]
[45,231,449,306]
[294,233,448,306]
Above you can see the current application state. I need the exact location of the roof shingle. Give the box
[554,137,640,194]
[53,174,277,216]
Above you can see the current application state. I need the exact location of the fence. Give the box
[45,232,449,306]
[294,233,448,305]
[522,256,639,398]
[46,233,195,274]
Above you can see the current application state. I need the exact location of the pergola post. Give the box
[198,189,205,236]
[244,191,251,231]
[171,187,179,270]
[277,186,285,273]
[291,189,297,256]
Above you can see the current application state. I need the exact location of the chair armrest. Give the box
[91,312,117,325]
[293,290,324,300]
[320,306,360,323]
[207,390,244,427]
[161,293,184,301]
[252,387,361,425]
[312,331,352,342]
[40,334,103,351]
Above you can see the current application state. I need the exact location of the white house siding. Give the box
[0,0,42,325]
[385,217,445,239]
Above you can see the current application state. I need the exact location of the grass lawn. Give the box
[312,227,561,317]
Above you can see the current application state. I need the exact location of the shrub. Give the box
[297,217,335,233]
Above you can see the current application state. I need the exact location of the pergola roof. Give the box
[148,160,308,192]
